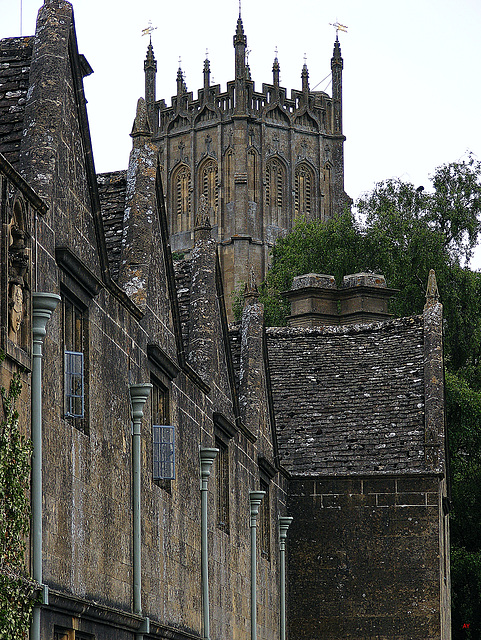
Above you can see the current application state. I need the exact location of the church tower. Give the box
[144,15,348,312]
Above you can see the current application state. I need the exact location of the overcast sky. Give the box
[2,0,481,265]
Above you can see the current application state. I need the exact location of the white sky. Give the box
[2,0,481,265]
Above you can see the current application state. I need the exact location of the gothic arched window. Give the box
[265,157,286,227]
[198,158,218,225]
[172,164,191,233]
[295,162,314,218]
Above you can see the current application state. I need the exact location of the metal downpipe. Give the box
[30,292,60,640]
[129,383,152,639]
[249,491,265,640]
[279,516,293,640]
[199,448,218,640]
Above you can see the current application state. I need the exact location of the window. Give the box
[151,378,175,482]
[172,164,192,233]
[258,479,270,559]
[63,294,87,430]
[265,157,286,227]
[198,158,218,225]
[215,438,230,533]
[55,628,93,640]
[295,162,314,218]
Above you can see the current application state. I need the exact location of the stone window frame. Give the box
[258,455,277,562]
[213,412,237,535]
[265,156,287,228]
[294,161,316,219]
[61,288,89,435]
[151,373,175,489]
[171,163,192,234]
[197,157,218,225]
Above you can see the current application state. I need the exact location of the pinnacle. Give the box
[130,97,152,139]
[425,269,440,308]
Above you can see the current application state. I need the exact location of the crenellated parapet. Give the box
[144,15,349,319]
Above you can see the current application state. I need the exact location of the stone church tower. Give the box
[144,15,348,304]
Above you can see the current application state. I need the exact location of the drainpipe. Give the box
[199,447,218,640]
[31,292,60,640]
[129,383,152,638]
[249,490,265,640]
[279,516,293,640]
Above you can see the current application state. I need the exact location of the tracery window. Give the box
[295,162,314,218]
[265,157,286,227]
[172,164,191,233]
[198,158,218,225]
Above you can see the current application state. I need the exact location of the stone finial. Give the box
[193,195,212,243]
[234,16,247,47]
[425,269,440,309]
[194,195,212,230]
[130,97,152,140]
[244,268,260,305]
[144,40,157,71]
[301,58,309,93]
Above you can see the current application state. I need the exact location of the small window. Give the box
[63,294,87,431]
[64,350,84,417]
[215,438,230,533]
[153,425,175,480]
[259,479,270,559]
[151,377,174,483]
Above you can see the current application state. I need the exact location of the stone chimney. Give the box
[338,273,397,324]
[285,272,397,327]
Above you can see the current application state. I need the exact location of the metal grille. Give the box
[64,351,84,418]
[153,425,175,480]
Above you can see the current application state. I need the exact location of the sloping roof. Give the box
[267,316,426,476]
[97,170,126,281]
[0,37,33,167]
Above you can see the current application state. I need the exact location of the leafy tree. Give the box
[260,154,481,638]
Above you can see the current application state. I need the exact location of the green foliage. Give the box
[450,547,481,639]
[231,282,246,323]
[260,155,481,633]
[0,368,38,639]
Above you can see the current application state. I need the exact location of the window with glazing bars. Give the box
[153,425,175,480]
[216,438,230,533]
[64,351,84,418]
[63,296,85,419]
[151,379,174,480]
[259,479,270,559]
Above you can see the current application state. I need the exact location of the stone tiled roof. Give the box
[97,171,126,281]
[266,317,426,476]
[0,37,33,167]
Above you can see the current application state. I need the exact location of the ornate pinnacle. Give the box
[244,267,260,303]
[425,269,440,308]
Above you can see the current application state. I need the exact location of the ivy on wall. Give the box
[0,361,39,638]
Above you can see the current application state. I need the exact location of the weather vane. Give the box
[329,21,348,37]
[142,20,158,38]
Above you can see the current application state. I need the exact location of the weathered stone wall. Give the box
[287,476,445,640]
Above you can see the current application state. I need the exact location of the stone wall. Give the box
[287,475,447,640]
